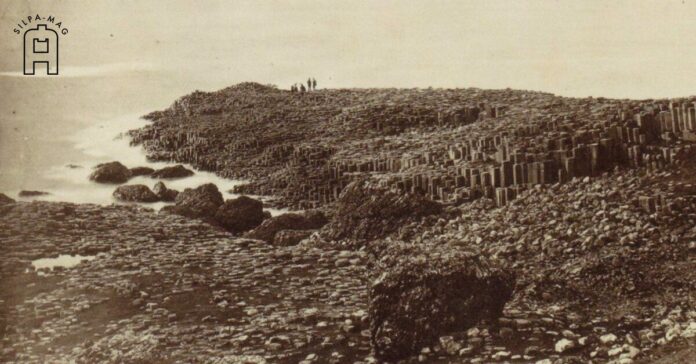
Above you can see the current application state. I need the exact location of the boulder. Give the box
[113,185,159,202]
[322,179,442,243]
[162,183,223,220]
[244,210,328,243]
[89,161,131,184]
[273,229,314,246]
[151,164,194,179]
[214,196,265,233]
[129,166,155,177]
[152,182,179,202]
[0,193,15,205]
[369,242,515,361]
[18,190,49,197]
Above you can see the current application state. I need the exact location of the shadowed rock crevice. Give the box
[368,241,515,361]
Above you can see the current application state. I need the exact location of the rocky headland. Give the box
[2,83,696,363]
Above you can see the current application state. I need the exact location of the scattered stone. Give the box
[89,161,131,184]
[151,164,194,179]
[555,338,576,353]
[129,166,155,177]
[214,196,265,233]
[161,183,223,221]
[152,181,179,202]
[113,184,159,203]
[600,333,618,344]
[244,210,327,243]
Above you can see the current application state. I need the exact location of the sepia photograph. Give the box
[1,1,696,363]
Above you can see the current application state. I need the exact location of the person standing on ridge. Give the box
[300,84,306,93]
[312,78,317,90]
[307,78,312,91]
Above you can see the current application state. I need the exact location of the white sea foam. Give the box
[15,112,292,216]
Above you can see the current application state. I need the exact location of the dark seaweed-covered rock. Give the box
[322,179,442,243]
[162,183,223,220]
[89,161,131,184]
[369,242,515,361]
[113,185,159,203]
[214,196,265,233]
[129,166,155,177]
[151,164,194,179]
[244,210,327,243]
[18,190,49,197]
[0,193,15,205]
[152,182,179,202]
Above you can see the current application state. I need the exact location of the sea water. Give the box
[0,69,291,215]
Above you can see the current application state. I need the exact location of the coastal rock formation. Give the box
[151,164,194,179]
[162,183,223,221]
[112,185,159,203]
[214,195,265,233]
[244,210,328,243]
[18,190,49,197]
[129,83,696,212]
[152,181,179,201]
[129,166,155,177]
[6,83,694,363]
[321,179,442,244]
[369,242,515,361]
[0,201,370,363]
[89,161,131,184]
[0,193,15,205]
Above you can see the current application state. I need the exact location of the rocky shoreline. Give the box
[2,83,696,363]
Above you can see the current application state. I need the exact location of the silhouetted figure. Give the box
[307,78,312,91]
[300,84,306,93]
[290,84,296,92]
[312,78,317,90]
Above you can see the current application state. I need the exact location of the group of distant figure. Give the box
[290,78,317,93]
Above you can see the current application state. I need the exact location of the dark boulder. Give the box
[0,193,15,205]
[273,229,314,246]
[113,185,159,203]
[369,242,515,362]
[214,196,265,233]
[18,190,49,197]
[89,161,131,184]
[152,182,179,202]
[244,210,328,243]
[321,179,442,243]
[129,166,155,177]
[162,183,223,220]
[151,164,194,179]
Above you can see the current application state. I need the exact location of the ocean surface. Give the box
[0,68,288,214]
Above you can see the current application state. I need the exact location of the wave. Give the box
[0,62,156,78]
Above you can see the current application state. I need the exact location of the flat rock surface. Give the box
[0,202,369,363]
[1,200,694,363]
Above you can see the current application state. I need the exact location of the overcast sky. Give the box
[2,0,696,98]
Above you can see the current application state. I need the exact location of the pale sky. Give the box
[2,0,696,98]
